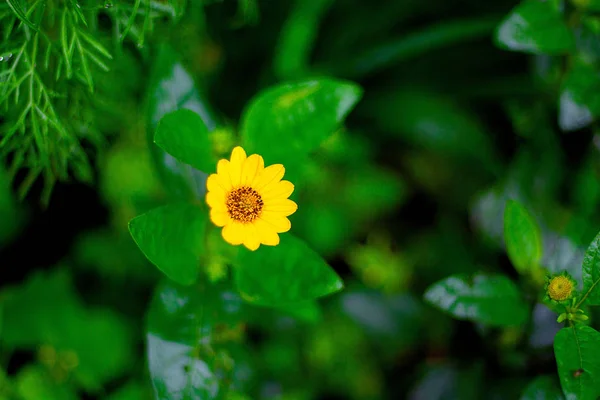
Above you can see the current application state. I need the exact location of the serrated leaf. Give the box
[233,234,343,306]
[495,0,574,55]
[554,325,600,400]
[154,109,216,174]
[240,79,362,167]
[129,203,208,285]
[503,199,543,275]
[146,279,253,400]
[423,273,528,327]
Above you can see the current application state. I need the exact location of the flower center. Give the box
[226,186,263,223]
[548,276,573,301]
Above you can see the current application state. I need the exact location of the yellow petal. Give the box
[206,174,227,196]
[254,218,280,246]
[255,164,285,191]
[206,191,226,211]
[261,180,294,201]
[240,154,264,187]
[215,160,233,190]
[263,199,298,216]
[260,214,291,233]
[229,147,247,187]
[210,210,231,227]
[242,223,261,251]
[222,222,245,245]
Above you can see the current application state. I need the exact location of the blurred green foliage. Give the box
[3,0,600,399]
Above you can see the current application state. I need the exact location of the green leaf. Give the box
[503,199,543,275]
[146,279,253,400]
[366,90,498,170]
[154,109,217,174]
[558,62,600,132]
[273,0,334,79]
[6,0,39,31]
[145,43,217,201]
[233,234,344,306]
[554,325,600,399]
[494,0,574,55]
[520,375,564,400]
[581,230,600,306]
[423,273,528,327]
[573,0,600,12]
[128,203,208,285]
[16,366,77,400]
[240,79,362,166]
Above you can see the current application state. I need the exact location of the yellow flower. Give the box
[205,146,298,251]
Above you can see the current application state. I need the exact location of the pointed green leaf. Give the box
[423,273,528,327]
[503,199,543,274]
[240,79,362,165]
[494,0,574,55]
[5,0,38,31]
[128,203,207,285]
[520,375,564,400]
[146,279,253,400]
[233,234,343,306]
[154,109,217,174]
[145,43,217,201]
[554,325,600,399]
[581,230,600,306]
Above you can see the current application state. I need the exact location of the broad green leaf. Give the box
[495,0,574,55]
[503,199,543,274]
[558,62,600,132]
[581,230,600,306]
[146,43,217,200]
[104,381,150,400]
[240,79,362,166]
[66,311,134,392]
[233,234,343,306]
[423,273,528,326]
[554,325,600,399]
[128,203,208,285]
[16,366,77,400]
[154,109,217,174]
[146,279,253,400]
[520,375,564,400]
[1,269,82,348]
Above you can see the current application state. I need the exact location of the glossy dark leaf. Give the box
[233,234,343,306]
[558,63,600,132]
[423,273,528,326]
[146,279,253,400]
[520,375,564,400]
[145,43,217,200]
[495,0,574,55]
[129,203,208,285]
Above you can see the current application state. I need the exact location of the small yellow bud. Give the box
[547,276,574,302]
